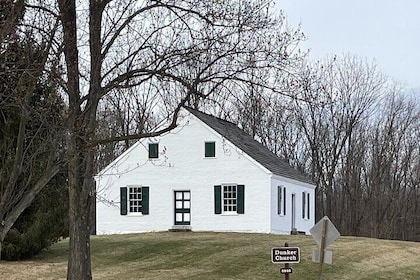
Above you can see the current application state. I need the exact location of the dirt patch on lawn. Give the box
[338,237,420,277]
[2,234,420,280]
[0,261,67,280]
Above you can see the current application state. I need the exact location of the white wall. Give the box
[96,112,272,234]
[270,176,315,234]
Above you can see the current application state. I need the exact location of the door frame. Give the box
[291,193,296,233]
[174,190,191,226]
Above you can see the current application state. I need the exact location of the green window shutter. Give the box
[142,187,149,215]
[237,185,245,214]
[120,187,127,215]
[205,142,215,157]
[149,143,158,158]
[214,185,222,214]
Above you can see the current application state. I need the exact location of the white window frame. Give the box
[278,186,286,216]
[302,191,310,220]
[222,184,237,214]
[128,186,143,215]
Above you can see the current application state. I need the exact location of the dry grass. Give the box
[1,232,419,279]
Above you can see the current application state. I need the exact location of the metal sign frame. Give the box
[271,247,301,264]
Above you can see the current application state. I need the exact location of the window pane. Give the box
[176,201,183,209]
[307,193,310,219]
[205,142,215,157]
[149,143,159,158]
[277,186,282,215]
[302,192,306,219]
[128,186,143,213]
[283,187,287,215]
[222,185,237,212]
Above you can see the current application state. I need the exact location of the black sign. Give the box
[271,247,300,263]
[280,267,293,274]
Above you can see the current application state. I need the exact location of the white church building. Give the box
[95,107,315,234]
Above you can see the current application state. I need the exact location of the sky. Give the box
[275,0,420,91]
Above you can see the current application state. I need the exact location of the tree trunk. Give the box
[58,0,94,278]
[67,165,92,279]
[66,134,91,279]
[66,108,97,280]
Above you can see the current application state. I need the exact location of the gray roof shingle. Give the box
[186,107,314,185]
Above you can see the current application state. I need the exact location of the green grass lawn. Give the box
[2,232,420,279]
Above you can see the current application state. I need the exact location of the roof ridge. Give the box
[184,106,314,185]
[183,106,238,126]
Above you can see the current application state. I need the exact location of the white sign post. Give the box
[309,216,340,279]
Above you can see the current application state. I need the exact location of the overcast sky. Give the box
[275,0,420,91]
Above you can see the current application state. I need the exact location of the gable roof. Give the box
[185,107,314,185]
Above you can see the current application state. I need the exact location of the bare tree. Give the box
[362,89,419,239]
[286,55,419,240]
[291,55,385,223]
[0,0,24,42]
[216,48,419,241]
[18,0,306,278]
[95,87,160,173]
